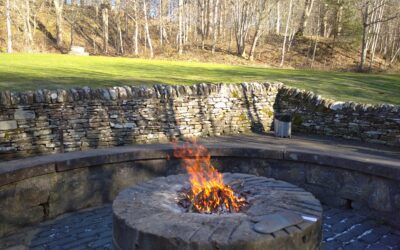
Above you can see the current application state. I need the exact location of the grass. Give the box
[1,53,399,104]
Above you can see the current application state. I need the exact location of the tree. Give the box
[249,0,273,61]
[232,0,252,57]
[159,0,164,47]
[143,0,154,57]
[275,1,281,34]
[296,0,315,36]
[101,2,109,53]
[178,0,184,54]
[115,0,124,54]
[359,0,399,71]
[280,0,293,66]
[211,0,219,54]
[6,0,13,53]
[53,0,64,49]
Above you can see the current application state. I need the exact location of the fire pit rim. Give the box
[112,173,323,250]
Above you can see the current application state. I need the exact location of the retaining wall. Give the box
[0,82,399,161]
[0,83,279,160]
[276,86,400,146]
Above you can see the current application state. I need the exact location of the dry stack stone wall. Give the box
[1,82,399,160]
[276,86,400,146]
[0,83,279,160]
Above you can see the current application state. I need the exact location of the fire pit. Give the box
[113,174,322,250]
[113,142,322,249]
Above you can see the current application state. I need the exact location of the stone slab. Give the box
[0,120,17,130]
[14,109,35,120]
[253,211,304,234]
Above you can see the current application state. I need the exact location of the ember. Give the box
[173,140,247,214]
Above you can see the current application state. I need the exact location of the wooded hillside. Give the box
[1,0,399,72]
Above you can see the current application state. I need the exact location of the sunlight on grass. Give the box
[0,53,399,104]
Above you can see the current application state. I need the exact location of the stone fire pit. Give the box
[113,173,322,250]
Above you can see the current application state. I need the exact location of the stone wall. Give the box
[0,83,280,160]
[1,144,399,237]
[276,86,400,146]
[1,82,400,161]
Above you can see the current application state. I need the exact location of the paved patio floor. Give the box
[0,204,399,250]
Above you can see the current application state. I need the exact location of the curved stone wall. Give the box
[276,86,400,146]
[0,83,279,160]
[0,143,399,237]
[1,82,399,161]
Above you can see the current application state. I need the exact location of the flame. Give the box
[173,140,246,214]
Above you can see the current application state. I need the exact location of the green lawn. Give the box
[1,53,399,104]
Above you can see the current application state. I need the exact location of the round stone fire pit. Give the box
[112,173,322,250]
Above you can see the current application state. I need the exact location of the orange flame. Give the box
[173,140,245,213]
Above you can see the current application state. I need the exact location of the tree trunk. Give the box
[115,0,124,55]
[133,0,139,55]
[117,20,124,54]
[23,0,33,51]
[143,0,154,58]
[102,5,109,53]
[54,0,64,49]
[320,3,328,37]
[335,0,343,37]
[276,1,280,34]
[211,0,219,54]
[6,0,12,53]
[233,0,251,57]
[249,30,261,61]
[159,0,163,47]
[280,0,293,66]
[199,0,205,49]
[369,0,385,68]
[359,1,370,71]
[178,0,184,54]
[296,0,315,37]
[70,22,74,49]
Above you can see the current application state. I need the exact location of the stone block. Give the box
[14,109,36,120]
[0,120,17,130]
[368,179,392,212]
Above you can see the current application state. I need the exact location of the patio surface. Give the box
[0,204,399,250]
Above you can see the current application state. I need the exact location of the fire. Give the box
[173,140,246,214]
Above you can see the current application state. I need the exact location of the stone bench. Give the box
[0,137,399,238]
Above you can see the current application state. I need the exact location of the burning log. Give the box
[178,184,248,214]
[173,140,248,214]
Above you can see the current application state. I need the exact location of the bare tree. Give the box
[178,0,184,54]
[232,0,252,57]
[159,0,163,47]
[280,0,293,66]
[211,0,219,53]
[359,0,399,71]
[67,1,79,50]
[132,0,139,55]
[275,1,281,34]
[143,0,154,57]
[296,0,315,36]
[249,0,273,61]
[101,2,109,53]
[53,0,64,49]
[15,0,34,51]
[6,0,13,53]
[198,0,206,49]
[115,0,124,54]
